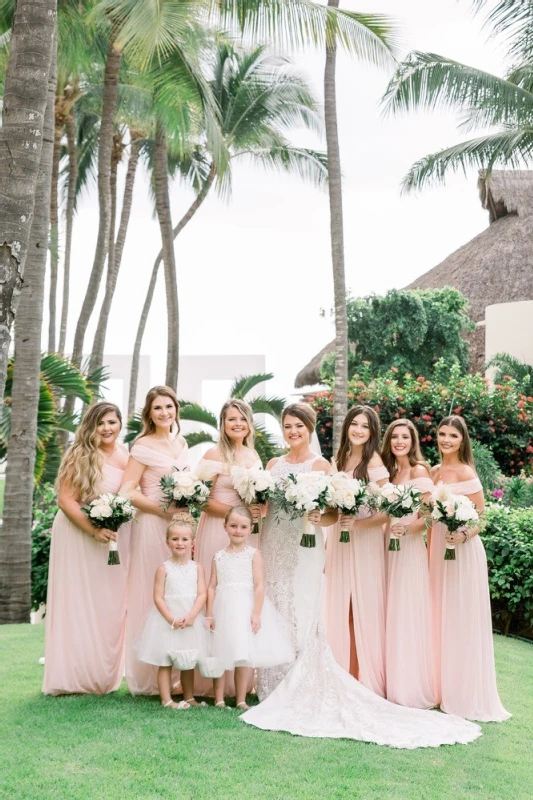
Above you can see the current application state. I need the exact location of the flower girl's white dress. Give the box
[213,546,294,670]
[137,560,205,667]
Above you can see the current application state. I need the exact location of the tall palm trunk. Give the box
[325,0,348,455]
[70,37,122,367]
[128,162,216,417]
[58,114,77,356]
[89,136,140,373]
[0,38,56,623]
[153,122,180,391]
[48,115,62,352]
[0,0,56,415]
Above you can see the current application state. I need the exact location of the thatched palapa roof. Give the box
[295,169,533,386]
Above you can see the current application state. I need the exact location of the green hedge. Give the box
[308,361,533,475]
[481,505,533,639]
[31,484,55,611]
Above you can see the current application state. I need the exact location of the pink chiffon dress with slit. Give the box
[429,476,510,722]
[324,464,389,697]
[385,476,436,709]
[43,463,130,695]
[125,442,189,695]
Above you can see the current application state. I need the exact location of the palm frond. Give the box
[230,372,274,398]
[83,363,110,400]
[486,352,533,384]
[383,51,533,126]
[249,395,285,420]
[472,0,533,63]
[214,1,399,65]
[239,145,328,189]
[401,128,533,192]
[124,411,142,444]
[40,353,93,403]
[179,402,218,429]
[184,430,217,448]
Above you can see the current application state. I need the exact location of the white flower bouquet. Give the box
[270,471,333,548]
[329,473,370,543]
[230,465,274,533]
[430,483,479,560]
[159,469,212,520]
[82,492,136,565]
[376,483,423,551]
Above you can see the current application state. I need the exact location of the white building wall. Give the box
[485,301,533,368]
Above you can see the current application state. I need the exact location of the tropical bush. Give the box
[31,484,56,612]
[481,505,533,639]
[497,475,533,509]
[308,361,533,475]
[320,288,473,380]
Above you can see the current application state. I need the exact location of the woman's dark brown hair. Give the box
[336,405,381,481]
[138,386,181,438]
[437,415,475,467]
[381,418,429,479]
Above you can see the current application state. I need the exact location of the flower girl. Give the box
[137,513,207,709]
[206,506,294,710]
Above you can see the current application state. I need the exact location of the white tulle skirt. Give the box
[213,586,294,670]
[137,594,206,668]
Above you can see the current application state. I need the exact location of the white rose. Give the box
[401,497,413,509]
[97,503,113,518]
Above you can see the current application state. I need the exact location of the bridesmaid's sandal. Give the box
[183,698,207,707]
[163,700,190,710]
[215,701,230,709]
[236,702,250,711]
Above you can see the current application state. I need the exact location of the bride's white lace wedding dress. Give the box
[241,456,482,748]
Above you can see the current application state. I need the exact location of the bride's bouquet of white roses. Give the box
[270,471,333,548]
[230,465,275,533]
[82,492,136,565]
[375,483,423,552]
[429,483,479,560]
[159,469,212,520]
[328,473,371,543]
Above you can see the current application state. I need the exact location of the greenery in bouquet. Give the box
[82,492,136,565]
[270,471,332,548]
[377,483,423,551]
[329,472,370,543]
[429,483,479,561]
[231,466,275,533]
[159,470,211,520]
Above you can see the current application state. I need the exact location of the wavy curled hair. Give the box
[167,511,196,540]
[335,405,381,481]
[218,399,255,465]
[55,402,122,502]
[381,418,429,479]
[138,386,181,439]
[437,415,475,468]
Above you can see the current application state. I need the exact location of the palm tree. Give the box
[126,372,285,464]
[0,32,56,624]
[486,353,533,385]
[382,1,533,191]
[127,41,329,415]
[0,0,57,414]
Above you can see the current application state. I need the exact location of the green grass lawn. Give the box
[1,625,531,800]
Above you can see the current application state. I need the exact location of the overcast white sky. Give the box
[48,0,507,414]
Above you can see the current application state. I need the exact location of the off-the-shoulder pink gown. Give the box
[430,477,510,721]
[125,442,189,695]
[324,464,389,697]
[43,464,130,695]
[193,457,259,696]
[385,476,436,709]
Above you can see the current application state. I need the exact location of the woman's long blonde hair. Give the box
[55,402,122,502]
[381,418,429,479]
[138,386,181,439]
[218,399,255,465]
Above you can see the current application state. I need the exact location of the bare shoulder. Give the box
[177,434,187,448]
[410,464,431,479]
[203,446,223,462]
[368,452,385,468]
[456,463,478,482]
[266,457,280,471]
[312,457,331,473]
[430,464,440,480]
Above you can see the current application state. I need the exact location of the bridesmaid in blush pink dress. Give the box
[43,402,130,695]
[194,398,262,696]
[430,415,510,722]
[325,405,389,697]
[121,386,189,696]
[381,419,436,709]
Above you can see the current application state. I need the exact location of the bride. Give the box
[241,403,482,748]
